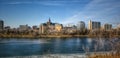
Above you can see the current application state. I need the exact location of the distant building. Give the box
[0,20,4,30]
[32,25,38,30]
[4,26,10,30]
[77,21,85,30]
[103,24,112,30]
[55,24,63,32]
[31,25,39,34]
[66,23,74,27]
[63,25,77,33]
[39,18,63,34]
[63,26,77,33]
[117,24,120,29]
[39,23,47,34]
[88,20,101,30]
[19,24,29,31]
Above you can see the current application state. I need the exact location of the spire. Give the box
[48,17,51,23]
[47,17,51,25]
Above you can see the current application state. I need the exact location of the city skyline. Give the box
[0,0,120,28]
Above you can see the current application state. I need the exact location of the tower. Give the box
[47,17,51,25]
[48,17,51,23]
[88,20,91,30]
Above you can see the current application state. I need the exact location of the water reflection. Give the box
[0,37,119,57]
[0,39,50,44]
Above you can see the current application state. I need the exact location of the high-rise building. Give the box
[0,20,4,30]
[103,24,112,30]
[77,21,85,30]
[88,20,101,30]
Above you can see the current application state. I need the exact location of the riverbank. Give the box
[0,54,87,58]
[2,52,120,58]
[0,34,88,38]
[0,34,120,38]
[39,35,88,38]
[88,52,120,58]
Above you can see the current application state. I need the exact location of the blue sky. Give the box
[0,0,120,28]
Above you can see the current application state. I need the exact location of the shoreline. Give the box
[0,34,120,38]
[0,35,88,38]
[0,51,114,58]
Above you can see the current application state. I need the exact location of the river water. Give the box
[0,37,119,57]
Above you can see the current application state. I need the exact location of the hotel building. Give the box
[39,18,63,34]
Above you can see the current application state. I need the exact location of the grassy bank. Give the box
[0,34,119,38]
[88,52,120,58]
[0,34,88,38]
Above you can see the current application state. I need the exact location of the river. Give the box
[0,37,119,57]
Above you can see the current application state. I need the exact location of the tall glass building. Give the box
[88,20,101,30]
[0,20,4,30]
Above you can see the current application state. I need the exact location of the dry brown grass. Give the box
[88,53,120,58]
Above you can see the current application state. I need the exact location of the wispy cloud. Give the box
[61,0,120,26]
[37,1,65,6]
[1,0,88,6]
[7,2,33,5]
[7,1,64,6]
